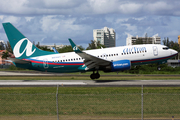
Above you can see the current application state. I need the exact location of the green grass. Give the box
[0,87,180,119]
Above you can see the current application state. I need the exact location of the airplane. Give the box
[2,22,178,79]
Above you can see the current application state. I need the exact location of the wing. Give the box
[69,39,111,70]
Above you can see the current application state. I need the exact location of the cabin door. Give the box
[43,58,49,69]
[153,46,158,56]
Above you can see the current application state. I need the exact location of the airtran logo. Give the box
[73,46,78,51]
[123,47,146,53]
[13,38,36,58]
[114,63,129,67]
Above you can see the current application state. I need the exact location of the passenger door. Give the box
[153,46,158,56]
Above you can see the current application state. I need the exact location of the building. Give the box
[167,60,180,68]
[93,27,116,47]
[178,35,180,47]
[126,34,161,46]
[0,40,5,49]
[40,44,67,50]
[0,50,14,65]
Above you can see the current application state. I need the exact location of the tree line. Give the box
[34,40,105,53]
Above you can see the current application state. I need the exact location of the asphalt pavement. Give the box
[0,71,180,87]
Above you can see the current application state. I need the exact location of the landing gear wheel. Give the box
[90,71,100,79]
[95,72,100,79]
[90,74,96,79]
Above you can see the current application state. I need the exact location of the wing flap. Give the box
[85,62,96,70]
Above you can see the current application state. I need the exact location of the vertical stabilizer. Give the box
[2,22,56,59]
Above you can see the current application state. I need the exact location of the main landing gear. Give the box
[90,71,100,79]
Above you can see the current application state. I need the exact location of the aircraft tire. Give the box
[95,73,100,79]
[90,74,96,79]
[90,73,100,79]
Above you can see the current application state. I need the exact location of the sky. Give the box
[0,0,180,48]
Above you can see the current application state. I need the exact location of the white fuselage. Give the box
[29,44,177,70]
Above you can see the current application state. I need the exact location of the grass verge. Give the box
[0,87,180,119]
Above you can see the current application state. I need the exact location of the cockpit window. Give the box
[163,47,169,50]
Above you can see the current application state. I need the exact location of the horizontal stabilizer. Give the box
[8,57,31,64]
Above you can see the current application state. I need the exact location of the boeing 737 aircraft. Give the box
[2,22,178,79]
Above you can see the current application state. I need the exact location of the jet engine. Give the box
[104,60,131,72]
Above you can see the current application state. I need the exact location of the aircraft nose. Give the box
[170,49,178,55]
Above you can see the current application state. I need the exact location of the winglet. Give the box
[52,47,59,53]
[68,39,82,53]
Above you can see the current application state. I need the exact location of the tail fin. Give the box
[2,22,56,59]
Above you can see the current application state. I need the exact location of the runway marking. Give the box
[0,81,87,86]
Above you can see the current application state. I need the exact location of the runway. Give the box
[0,71,180,87]
[0,80,180,87]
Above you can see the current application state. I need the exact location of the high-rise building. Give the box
[178,35,180,47]
[0,40,5,49]
[126,34,161,46]
[93,27,116,47]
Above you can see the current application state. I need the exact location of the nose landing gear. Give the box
[90,71,100,79]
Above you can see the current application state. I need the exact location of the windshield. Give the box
[162,47,169,50]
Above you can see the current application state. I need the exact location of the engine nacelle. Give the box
[111,60,131,72]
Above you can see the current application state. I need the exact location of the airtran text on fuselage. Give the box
[123,46,146,53]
